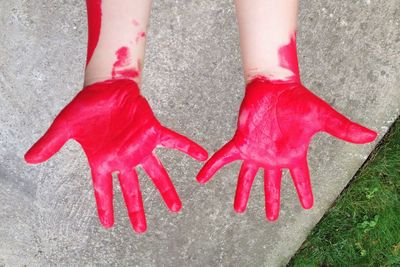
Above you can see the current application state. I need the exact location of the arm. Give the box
[197,0,377,221]
[85,0,151,86]
[235,0,299,83]
[25,0,208,233]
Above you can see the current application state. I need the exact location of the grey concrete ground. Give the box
[1,0,399,266]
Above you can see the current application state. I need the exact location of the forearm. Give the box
[84,0,152,86]
[234,0,299,83]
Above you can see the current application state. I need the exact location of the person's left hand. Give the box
[197,77,377,220]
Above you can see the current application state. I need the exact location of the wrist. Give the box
[242,34,300,84]
[84,75,141,87]
[244,76,300,96]
[83,78,141,97]
[244,69,300,85]
[84,48,142,87]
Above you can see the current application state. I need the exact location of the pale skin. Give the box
[85,0,298,86]
[235,0,299,83]
[84,0,152,86]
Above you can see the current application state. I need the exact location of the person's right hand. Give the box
[25,79,208,233]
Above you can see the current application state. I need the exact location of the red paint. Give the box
[132,19,140,26]
[115,69,140,78]
[135,31,146,43]
[111,47,139,79]
[277,33,300,83]
[197,77,377,221]
[86,0,102,65]
[114,46,129,65]
[25,79,208,233]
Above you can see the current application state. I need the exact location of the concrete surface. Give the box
[0,0,399,266]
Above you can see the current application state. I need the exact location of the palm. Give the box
[25,79,208,233]
[197,77,376,221]
[68,81,161,167]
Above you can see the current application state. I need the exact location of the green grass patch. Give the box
[289,117,400,267]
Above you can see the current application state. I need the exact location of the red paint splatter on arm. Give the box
[86,0,102,66]
[277,33,300,83]
[115,69,140,78]
[135,31,146,43]
[111,47,140,79]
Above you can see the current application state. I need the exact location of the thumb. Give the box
[25,117,71,164]
[322,106,377,144]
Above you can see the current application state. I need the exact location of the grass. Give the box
[288,117,400,267]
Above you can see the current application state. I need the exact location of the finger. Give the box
[322,107,377,144]
[289,162,313,209]
[141,154,182,212]
[264,168,282,221]
[91,169,114,228]
[160,126,208,161]
[118,168,147,233]
[24,118,70,164]
[196,140,241,184]
[233,162,258,213]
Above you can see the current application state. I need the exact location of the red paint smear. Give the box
[86,0,102,65]
[116,69,140,77]
[135,31,146,43]
[111,47,139,79]
[132,19,140,26]
[115,47,129,64]
[277,33,300,83]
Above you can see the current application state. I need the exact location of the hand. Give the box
[197,77,376,221]
[25,79,208,233]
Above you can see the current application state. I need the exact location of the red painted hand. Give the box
[25,79,208,233]
[197,77,376,221]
